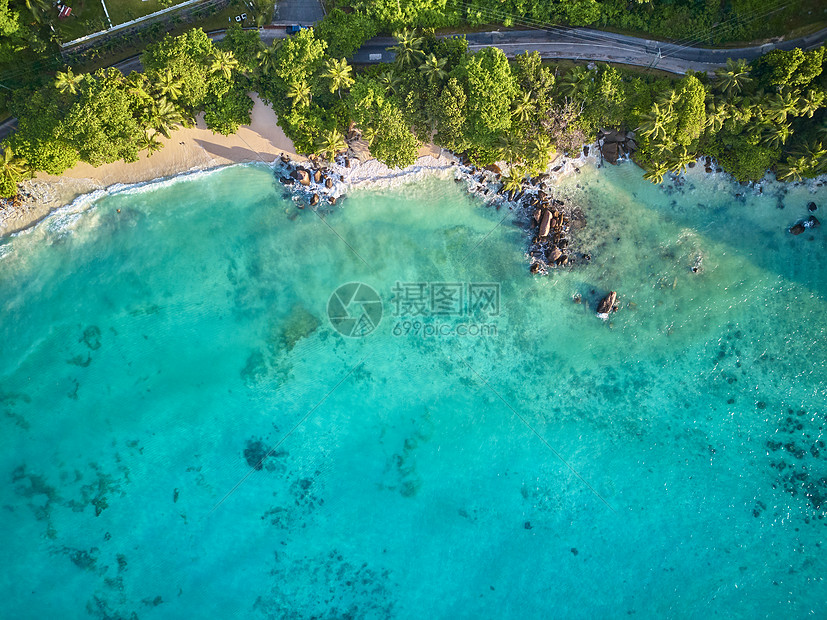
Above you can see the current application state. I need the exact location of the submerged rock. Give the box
[596,291,618,319]
[807,201,817,212]
[790,215,820,235]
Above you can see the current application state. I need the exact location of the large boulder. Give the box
[596,291,618,319]
[290,168,311,186]
[602,141,619,164]
[538,209,551,238]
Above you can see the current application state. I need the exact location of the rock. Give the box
[328,196,337,205]
[705,166,713,173]
[547,246,562,263]
[313,170,322,183]
[688,161,696,168]
[538,210,551,238]
[568,207,587,230]
[291,168,311,186]
[279,176,294,185]
[530,263,540,274]
[583,145,589,157]
[808,201,817,212]
[596,291,617,319]
[484,163,501,174]
[345,157,351,168]
[310,194,319,207]
[791,216,820,234]
[280,153,290,163]
[533,209,542,223]
[325,177,333,189]
[602,141,619,164]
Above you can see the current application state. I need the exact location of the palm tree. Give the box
[496,134,521,163]
[527,135,554,167]
[797,89,825,118]
[559,66,590,98]
[24,0,50,22]
[152,98,185,139]
[512,91,534,124]
[418,53,447,86]
[705,101,730,133]
[55,68,83,95]
[793,141,827,174]
[138,131,164,157]
[389,29,425,70]
[322,57,354,98]
[361,126,377,146]
[500,169,523,198]
[775,158,805,182]
[667,146,696,174]
[0,145,28,196]
[760,122,792,149]
[713,58,752,96]
[256,42,280,77]
[378,70,400,96]
[316,129,347,161]
[766,91,800,123]
[643,162,670,184]
[209,49,239,80]
[153,68,183,101]
[287,80,312,108]
[657,89,680,115]
[638,103,670,141]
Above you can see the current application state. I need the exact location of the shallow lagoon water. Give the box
[0,162,825,618]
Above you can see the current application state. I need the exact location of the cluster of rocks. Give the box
[597,129,637,164]
[789,202,820,235]
[453,161,589,274]
[527,192,577,273]
[275,153,345,210]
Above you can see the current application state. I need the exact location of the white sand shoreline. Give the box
[3,91,822,238]
[0,94,453,238]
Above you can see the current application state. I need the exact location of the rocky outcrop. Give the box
[790,215,820,235]
[598,129,637,164]
[596,291,618,319]
[290,168,311,186]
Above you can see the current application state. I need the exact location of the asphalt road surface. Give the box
[272,0,324,25]
[352,26,827,74]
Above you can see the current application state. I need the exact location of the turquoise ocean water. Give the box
[0,162,825,618]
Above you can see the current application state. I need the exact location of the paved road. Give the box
[272,0,324,25]
[353,26,827,74]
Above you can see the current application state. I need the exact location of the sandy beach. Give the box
[0,92,512,237]
[0,95,306,236]
[2,94,442,237]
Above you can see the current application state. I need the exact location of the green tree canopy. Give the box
[455,47,518,160]
[142,29,217,111]
[63,68,144,166]
[349,76,420,169]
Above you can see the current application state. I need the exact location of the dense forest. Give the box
[0,0,826,196]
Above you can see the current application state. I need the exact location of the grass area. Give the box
[55,0,109,42]
[106,0,188,26]
[542,58,678,80]
[71,3,253,72]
